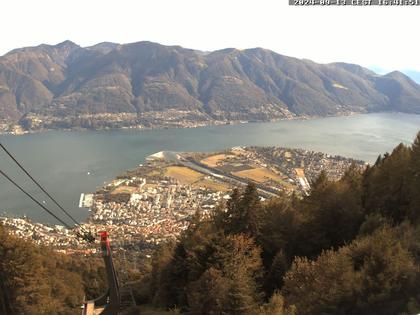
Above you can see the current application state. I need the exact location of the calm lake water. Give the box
[1,112,420,225]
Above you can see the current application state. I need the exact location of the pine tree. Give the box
[0,225,85,315]
[260,291,296,315]
[363,143,411,223]
[283,249,360,315]
[188,268,230,315]
[265,249,290,294]
[409,132,420,223]
[310,170,330,192]
[151,241,176,307]
[211,234,263,315]
[224,183,264,239]
[296,169,364,258]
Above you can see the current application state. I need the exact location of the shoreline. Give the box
[0,145,365,249]
[1,112,419,234]
[0,110,367,137]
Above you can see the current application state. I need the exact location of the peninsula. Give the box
[1,146,364,251]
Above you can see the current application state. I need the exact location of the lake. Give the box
[1,112,420,225]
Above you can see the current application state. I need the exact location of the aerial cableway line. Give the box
[0,141,94,242]
[0,142,131,314]
[0,168,74,229]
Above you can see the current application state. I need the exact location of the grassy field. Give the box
[144,183,158,189]
[111,185,138,194]
[193,179,231,192]
[164,166,204,184]
[200,154,231,167]
[147,170,162,177]
[232,167,285,184]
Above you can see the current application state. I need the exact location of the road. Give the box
[177,156,280,198]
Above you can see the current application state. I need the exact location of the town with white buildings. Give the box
[1,146,364,252]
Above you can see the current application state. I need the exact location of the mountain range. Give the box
[1,40,420,130]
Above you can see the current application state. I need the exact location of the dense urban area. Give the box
[1,146,364,251]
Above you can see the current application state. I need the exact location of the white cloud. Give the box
[1,0,419,71]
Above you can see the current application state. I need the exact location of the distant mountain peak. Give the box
[384,71,419,87]
[86,42,120,54]
[212,47,240,54]
[55,40,78,48]
[385,70,409,79]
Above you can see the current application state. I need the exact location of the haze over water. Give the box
[1,112,419,225]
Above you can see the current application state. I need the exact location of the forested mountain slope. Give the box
[1,41,420,128]
[2,132,420,314]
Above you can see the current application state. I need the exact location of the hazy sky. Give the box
[2,0,419,71]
